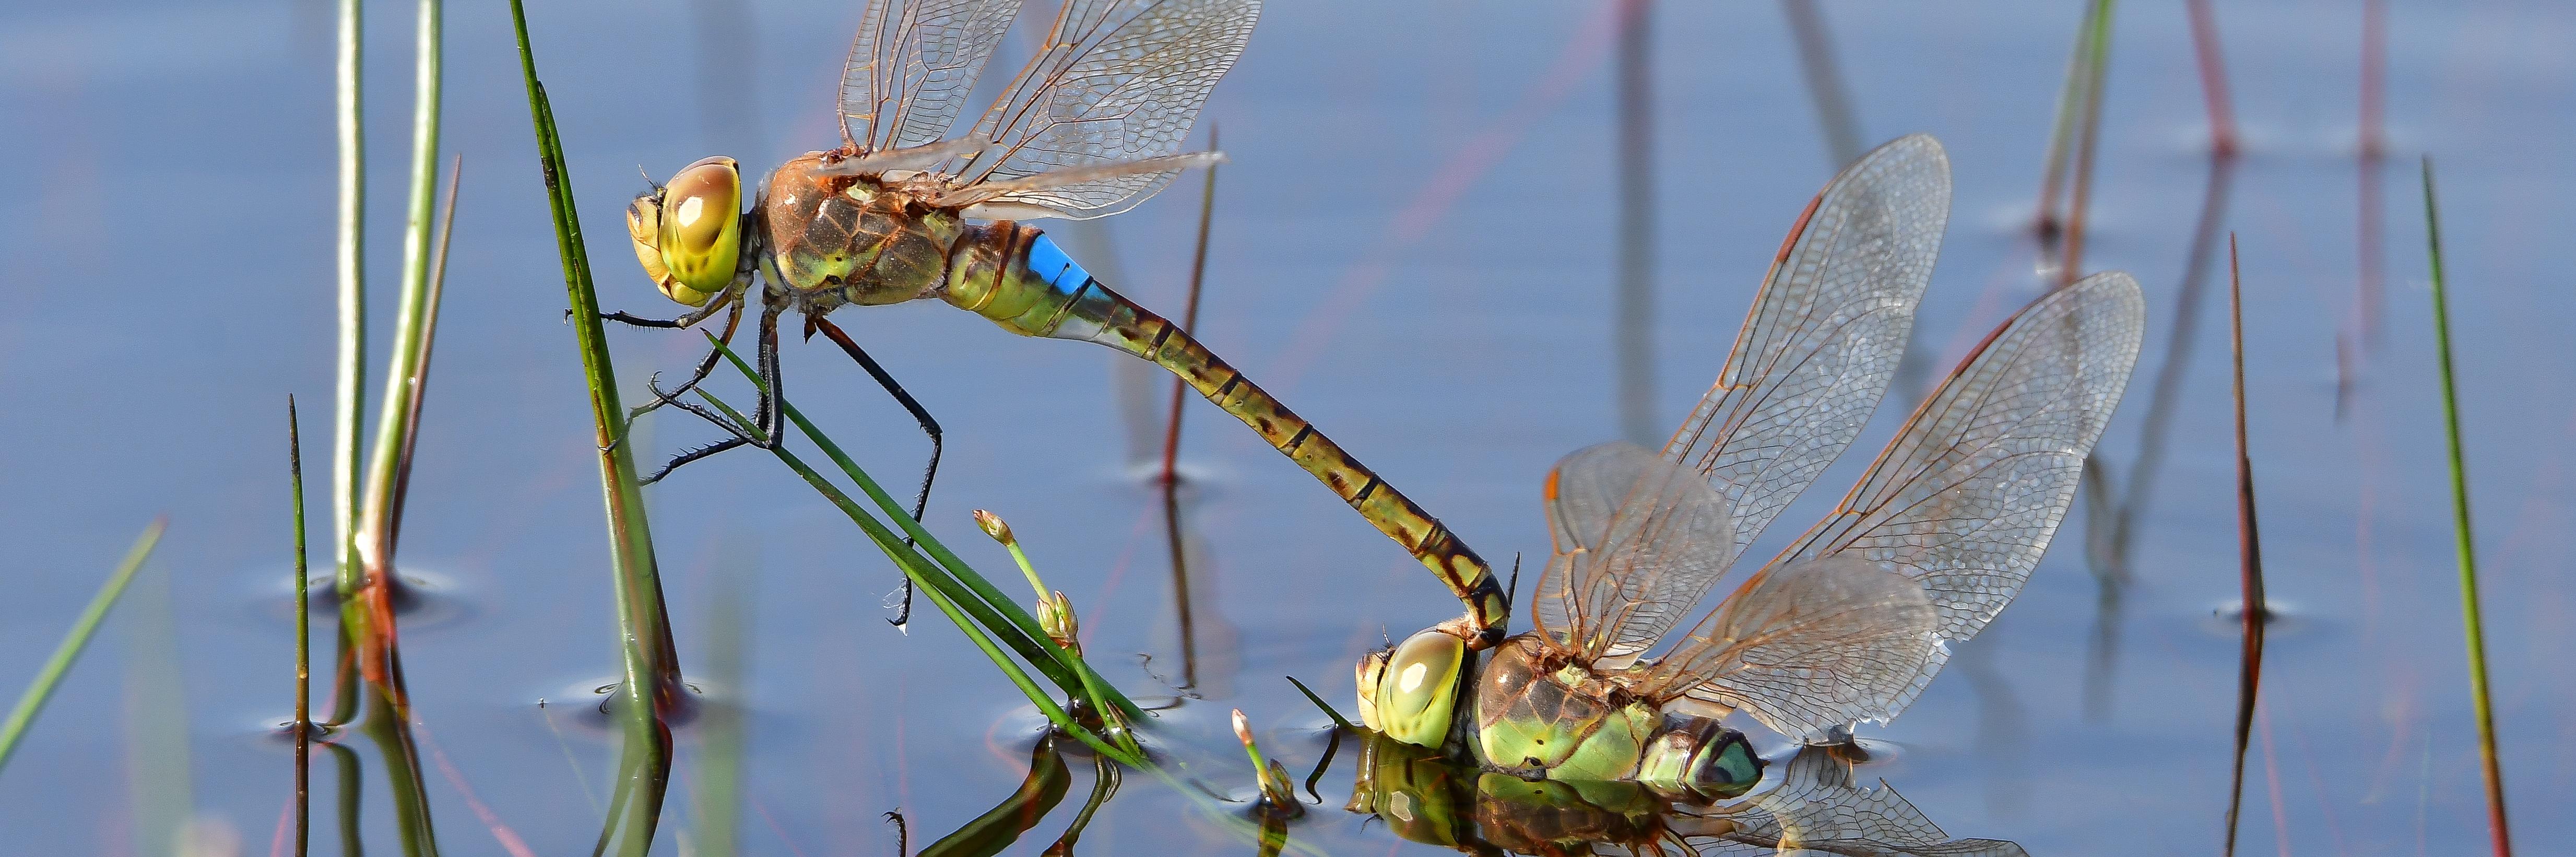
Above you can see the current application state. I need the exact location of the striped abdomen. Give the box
[944,227,1509,639]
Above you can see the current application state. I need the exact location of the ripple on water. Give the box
[242,564,481,633]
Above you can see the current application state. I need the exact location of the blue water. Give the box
[3,0,2572,853]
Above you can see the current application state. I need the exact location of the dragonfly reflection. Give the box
[1349,731,2026,856]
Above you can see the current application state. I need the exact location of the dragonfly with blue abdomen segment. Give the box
[608,0,1511,638]
[1354,135,2147,798]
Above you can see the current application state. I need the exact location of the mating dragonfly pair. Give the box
[612,0,2145,801]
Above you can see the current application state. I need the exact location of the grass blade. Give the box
[2184,0,2236,156]
[688,385,1139,765]
[2421,157,2513,856]
[1283,676,1352,731]
[702,338,1143,721]
[290,396,313,856]
[0,520,167,772]
[346,0,446,701]
[2220,234,2266,856]
[330,0,367,603]
[325,0,368,732]
[509,3,683,852]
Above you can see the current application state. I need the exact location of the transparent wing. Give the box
[947,0,1258,219]
[1679,747,2030,856]
[839,0,1021,152]
[1641,556,1940,742]
[1642,273,2147,741]
[1663,134,1951,562]
[1531,443,1738,667]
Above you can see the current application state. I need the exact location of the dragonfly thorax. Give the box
[758,152,971,315]
[1474,635,1655,779]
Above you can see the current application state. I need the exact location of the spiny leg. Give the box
[637,437,748,485]
[629,298,747,422]
[595,267,749,330]
[811,316,945,627]
[641,301,787,485]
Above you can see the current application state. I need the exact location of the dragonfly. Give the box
[1352,135,2147,796]
[612,0,1508,637]
[1348,731,2027,855]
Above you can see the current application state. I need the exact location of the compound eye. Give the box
[655,156,742,301]
[1691,734,1765,799]
[1375,630,1464,748]
[625,194,682,296]
[1354,649,1391,732]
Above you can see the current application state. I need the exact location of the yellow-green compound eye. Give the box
[653,156,742,304]
[1375,630,1465,748]
[1354,649,1391,732]
[625,193,684,296]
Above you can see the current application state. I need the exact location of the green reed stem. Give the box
[509,3,681,852]
[330,0,366,604]
[324,0,367,731]
[702,337,1143,722]
[0,520,167,773]
[349,0,445,661]
[290,396,313,857]
[2421,157,2513,856]
[690,388,1142,766]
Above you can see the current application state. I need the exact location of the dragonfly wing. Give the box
[1649,273,2148,739]
[1655,556,1940,742]
[1664,134,1951,561]
[1532,442,1737,664]
[1680,747,2030,856]
[949,0,1258,219]
[839,0,1021,151]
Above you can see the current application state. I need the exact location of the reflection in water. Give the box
[1779,0,1864,171]
[1156,485,1244,698]
[1051,217,1163,471]
[894,735,1121,857]
[1954,636,2033,817]
[2078,151,2239,720]
[1346,732,2025,855]
[1613,0,1657,447]
[910,736,1074,857]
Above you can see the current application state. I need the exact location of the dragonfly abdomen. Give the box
[945,227,1510,641]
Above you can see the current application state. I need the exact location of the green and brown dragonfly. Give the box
[1348,731,2027,855]
[1354,135,2147,796]
[613,0,1507,635]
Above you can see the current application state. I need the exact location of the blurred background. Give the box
[2,0,2571,853]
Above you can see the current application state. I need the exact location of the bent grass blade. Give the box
[0,520,168,773]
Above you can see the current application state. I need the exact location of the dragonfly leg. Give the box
[753,300,787,444]
[810,316,944,627]
[628,298,747,421]
[638,437,748,485]
[596,269,750,329]
[637,302,786,485]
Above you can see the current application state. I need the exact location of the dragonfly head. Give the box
[1360,629,1467,749]
[627,156,744,307]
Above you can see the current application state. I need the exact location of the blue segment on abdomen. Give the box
[1023,233,1093,297]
